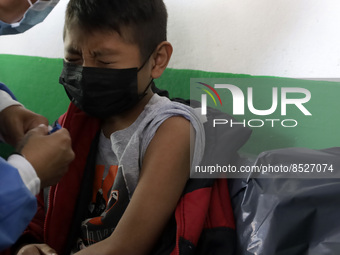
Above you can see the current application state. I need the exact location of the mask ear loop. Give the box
[138,78,154,99]
[137,50,155,72]
[27,0,34,6]
[137,50,156,99]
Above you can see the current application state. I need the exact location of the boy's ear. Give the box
[151,41,173,79]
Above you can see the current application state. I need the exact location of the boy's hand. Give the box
[0,105,48,147]
[17,243,57,255]
[18,124,75,188]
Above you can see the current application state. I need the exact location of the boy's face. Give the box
[63,23,152,95]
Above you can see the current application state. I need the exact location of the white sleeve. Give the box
[0,90,22,112]
[7,154,41,196]
[0,90,23,142]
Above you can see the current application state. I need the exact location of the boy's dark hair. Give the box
[65,0,168,61]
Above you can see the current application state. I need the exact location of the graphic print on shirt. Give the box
[79,164,130,247]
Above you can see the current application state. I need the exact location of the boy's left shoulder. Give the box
[156,115,192,134]
[146,94,201,122]
[140,94,205,151]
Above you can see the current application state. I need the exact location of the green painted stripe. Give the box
[0,54,339,158]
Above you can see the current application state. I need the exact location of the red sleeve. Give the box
[23,191,46,242]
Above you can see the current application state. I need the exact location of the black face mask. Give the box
[59,59,153,119]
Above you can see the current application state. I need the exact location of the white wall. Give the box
[1,0,340,78]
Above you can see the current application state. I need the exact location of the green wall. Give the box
[0,54,339,158]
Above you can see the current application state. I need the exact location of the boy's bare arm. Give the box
[17,116,192,255]
[75,116,192,255]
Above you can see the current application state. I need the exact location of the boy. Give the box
[13,0,236,254]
